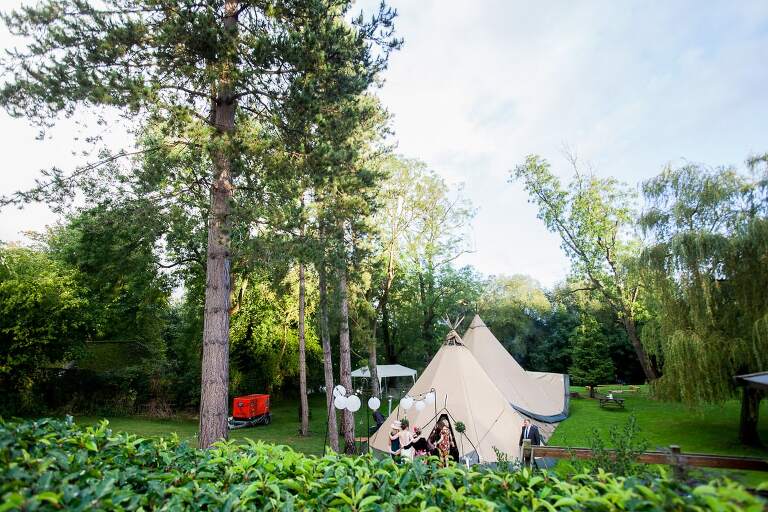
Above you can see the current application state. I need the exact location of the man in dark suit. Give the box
[519,418,541,446]
[519,418,541,464]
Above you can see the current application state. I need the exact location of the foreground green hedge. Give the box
[0,418,763,511]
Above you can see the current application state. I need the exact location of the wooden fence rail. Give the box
[533,445,768,474]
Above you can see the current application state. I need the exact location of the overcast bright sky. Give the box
[1,1,767,287]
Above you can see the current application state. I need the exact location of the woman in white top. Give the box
[398,418,414,460]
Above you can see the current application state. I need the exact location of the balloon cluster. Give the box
[399,389,435,412]
[332,385,382,412]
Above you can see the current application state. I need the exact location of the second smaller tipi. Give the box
[462,315,569,422]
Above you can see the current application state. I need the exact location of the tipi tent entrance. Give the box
[427,413,461,464]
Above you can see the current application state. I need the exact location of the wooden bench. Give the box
[599,397,625,408]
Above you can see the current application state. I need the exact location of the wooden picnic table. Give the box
[599,396,625,408]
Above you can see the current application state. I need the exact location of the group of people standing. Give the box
[388,417,456,466]
[384,415,543,468]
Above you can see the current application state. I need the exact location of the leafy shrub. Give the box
[35,367,147,417]
[584,415,650,476]
[0,418,763,511]
[491,447,523,474]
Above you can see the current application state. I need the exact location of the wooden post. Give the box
[669,445,686,480]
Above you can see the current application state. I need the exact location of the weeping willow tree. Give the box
[640,155,768,445]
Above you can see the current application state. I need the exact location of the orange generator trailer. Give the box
[228,394,271,429]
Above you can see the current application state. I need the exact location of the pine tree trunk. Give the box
[318,263,338,452]
[739,387,763,447]
[198,0,238,450]
[198,163,232,447]
[338,265,356,454]
[298,261,309,437]
[368,301,380,399]
[622,316,658,383]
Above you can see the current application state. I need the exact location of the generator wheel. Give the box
[265,413,272,425]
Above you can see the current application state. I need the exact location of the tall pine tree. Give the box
[0,0,399,447]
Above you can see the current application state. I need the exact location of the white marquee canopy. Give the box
[351,364,417,388]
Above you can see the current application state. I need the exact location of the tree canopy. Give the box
[513,155,657,382]
[0,245,90,410]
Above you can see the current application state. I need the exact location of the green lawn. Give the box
[69,386,768,484]
[550,386,768,486]
[550,386,768,457]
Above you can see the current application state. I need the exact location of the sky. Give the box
[1,1,767,287]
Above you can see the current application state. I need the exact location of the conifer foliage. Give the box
[569,315,615,398]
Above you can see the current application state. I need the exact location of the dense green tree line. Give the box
[0,0,400,449]
[0,185,643,416]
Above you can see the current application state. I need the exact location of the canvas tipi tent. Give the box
[369,330,553,463]
[462,315,569,422]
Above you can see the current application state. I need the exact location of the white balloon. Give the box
[414,400,425,411]
[425,391,435,404]
[333,395,348,410]
[333,385,346,398]
[400,396,414,410]
[346,395,361,412]
[368,397,381,410]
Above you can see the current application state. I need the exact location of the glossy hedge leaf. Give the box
[0,418,764,512]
